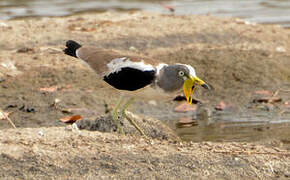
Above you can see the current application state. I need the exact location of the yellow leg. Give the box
[112,95,125,135]
[121,98,146,136]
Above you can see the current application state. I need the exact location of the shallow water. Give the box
[0,0,290,27]
[137,98,290,143]
[167,110,290,143]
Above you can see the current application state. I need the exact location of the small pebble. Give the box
[276,46,286,52]
[0,22,9,28]
[174,103,198,113]
[254,90,271,96]
[54,98,61,104]
[1,61,17,70]
[235,19,256,25]
[129,46,138,51]
[38,130,44,137]
[215,101,232,111]
[148,100,157,106]
[72,123,80,132]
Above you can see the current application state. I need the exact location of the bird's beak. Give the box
[183,76,210,104]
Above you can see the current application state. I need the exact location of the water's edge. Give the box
[0,0,290,28]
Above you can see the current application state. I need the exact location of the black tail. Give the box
[63,40,82,58]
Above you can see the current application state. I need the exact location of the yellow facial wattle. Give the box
[183,77,195,104]
[183,76,209,105]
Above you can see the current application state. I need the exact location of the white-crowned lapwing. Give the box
[64,40,210,136]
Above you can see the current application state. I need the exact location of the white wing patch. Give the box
[155,63,168,76]
[106,57,155,74]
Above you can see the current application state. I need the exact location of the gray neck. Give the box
[154,65,184,92]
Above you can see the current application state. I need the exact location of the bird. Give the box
[63,40,210,136]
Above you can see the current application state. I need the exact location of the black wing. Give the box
[103,67,156,91]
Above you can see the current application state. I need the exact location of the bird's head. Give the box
[179,64,210,104]
[157,64,210,104]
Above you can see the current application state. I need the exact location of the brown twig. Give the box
[6,116,16,128]
[272,88,290,97]
[0,110,16,128]
[272,89,279,97]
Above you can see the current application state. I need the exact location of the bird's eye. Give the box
[178,71,184,77]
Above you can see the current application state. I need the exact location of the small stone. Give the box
[235,19,256,25]
[244,21,256,25]
[0,22,9,28]
[72,123,80,132]
[174,103,198,113]
[54,98,61,104]
[148,100,157,106]
[0,60,22,77]
[1,61,17,70]
[254,90,271,96]
[129,46,138,51]
[215,101,232,111]
[38,130,44,137]
[276,46,286,52]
